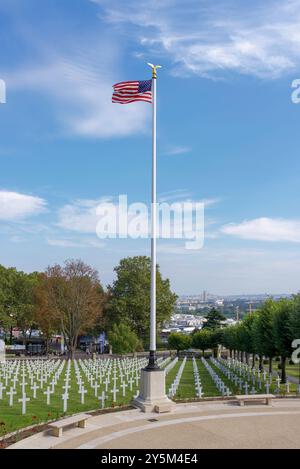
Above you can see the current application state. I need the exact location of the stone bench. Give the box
[235,394,275,407]
[48,413,91,437]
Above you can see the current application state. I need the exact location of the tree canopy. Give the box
[34,259,105,358]
[108,323,142,354]
[105,256,177,345]
[203,307,226,330]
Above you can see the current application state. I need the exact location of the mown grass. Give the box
[176,359,195,399]
[196,359,221,397]
[1,357,298,437]
[0,362,140,436]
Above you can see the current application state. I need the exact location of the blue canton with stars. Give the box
[138,80,152,92]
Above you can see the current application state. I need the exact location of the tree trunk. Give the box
[246,353,249,366]
[259,355,263,371]
[281,356,287,384]
[45,336,50,356]
[252,353,255,369]
[202,349,205,357]
[269,357,273,374]
[69,345,76,359]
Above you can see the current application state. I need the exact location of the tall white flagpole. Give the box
[133,64,174,413]
[147,63,161,370]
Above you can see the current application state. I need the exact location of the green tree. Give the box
[237,313,257,366]
[0,266,38,345]
[289,294,300,339]
[11,270,39,346]
[191,329,213,356]
[108,323,142,354]
[222,325,239,359]
[252,299,278,373]
[168,332,191,355]
[35,259,104,358]
[106,256,177,344]
[203,308,226,330]
[0,265,18,340]
[273,299,293,383]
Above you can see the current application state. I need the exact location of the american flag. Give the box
[112,80,152,104]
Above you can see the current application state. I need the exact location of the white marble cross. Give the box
[111,386,119,402]
[276,376,281,389]
[21,381,28,395]
[121,382,128,397]
[40,375,45,389]
[0,382,6,399]
[104,378,109,392]
[63,382,71,393]
[19,393,30,415]
[286,380,290,393]
[62,392,69,412]
[31,382,40,399]
[44,387,52,405]
[265,382,270,394]
[93,382,100,397]
[98,391,106,409]
[128,377,134,392]
[79,387,87,404]
[7,387,17,406]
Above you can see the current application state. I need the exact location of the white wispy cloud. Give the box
[92,0,300,79]
[0,190,46,221]
[47,238,105,248]
[221,217,300,243]
[56,193,217,244]
[164,145,191,156]
[6,50,150,138]
[57,197,113,233]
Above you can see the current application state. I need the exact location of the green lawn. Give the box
[196,359,221,397]
[165,359,182,392]
[1,357,298,438]
[208,359,241,395]
[176,359,196,399]
[0,361,139,437]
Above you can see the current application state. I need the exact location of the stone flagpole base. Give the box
[132,368,175,413]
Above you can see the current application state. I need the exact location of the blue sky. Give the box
[1,0,300,295]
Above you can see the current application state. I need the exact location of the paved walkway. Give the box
[8,399,300,449]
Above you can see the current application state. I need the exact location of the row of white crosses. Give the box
[211,358,257,396]
[164,357,179,375]
[193,357,203,398]
[201,358,232,396]
[221,357,290,395]
[76,356,149,407]
[224,358,270,386]
[160,356,172,369]
[0,358,66,414]
[168,357,187,398]
[0,355,172,416]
